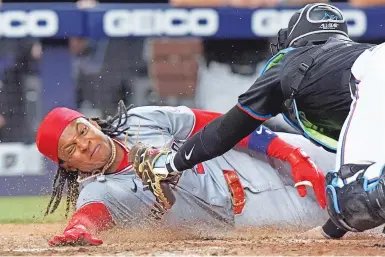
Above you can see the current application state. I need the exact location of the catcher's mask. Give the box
[270,3,349,55]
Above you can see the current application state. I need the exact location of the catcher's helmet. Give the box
[271,3,349,54]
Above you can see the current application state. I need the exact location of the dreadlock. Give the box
[45,100,135,218]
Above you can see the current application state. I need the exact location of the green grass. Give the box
[0,196,67,224]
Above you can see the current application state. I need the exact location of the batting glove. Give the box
[48,225,103,247]
[287,148,326,209]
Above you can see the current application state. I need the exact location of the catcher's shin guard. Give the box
[326,163,385,232]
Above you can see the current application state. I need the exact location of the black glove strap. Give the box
[166,162,174,173]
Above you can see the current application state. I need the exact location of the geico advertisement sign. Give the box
[0,10,58,37]
[251,9,367,38]
[103,9,219,37]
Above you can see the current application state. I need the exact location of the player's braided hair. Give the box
[45,101,134,218]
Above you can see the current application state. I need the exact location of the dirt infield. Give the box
[1,224,385,256]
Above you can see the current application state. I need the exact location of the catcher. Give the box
[36,101,333,246]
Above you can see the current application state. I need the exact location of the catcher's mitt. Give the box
[128,143,179,209]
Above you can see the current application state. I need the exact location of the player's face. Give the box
[57,118,112,172]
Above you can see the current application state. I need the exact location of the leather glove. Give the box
[129,142,179,209]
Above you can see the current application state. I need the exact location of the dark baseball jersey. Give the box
[237,38,373,138]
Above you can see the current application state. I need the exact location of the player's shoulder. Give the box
[79,172,134,191]
[126,105,158,114]
[126,105,192,116]
[78,172,137,197]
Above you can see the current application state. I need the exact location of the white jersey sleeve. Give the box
[352,44,382,81]
[130,105,195,140]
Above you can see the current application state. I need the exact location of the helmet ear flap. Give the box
[270,28,288,55]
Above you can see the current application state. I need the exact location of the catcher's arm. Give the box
[48,203,114,247]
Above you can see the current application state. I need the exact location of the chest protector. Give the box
[260,39,353,152]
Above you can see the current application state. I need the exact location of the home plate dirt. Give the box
[1,224,385,256]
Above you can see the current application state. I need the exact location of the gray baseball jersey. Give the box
[76,106,335,233]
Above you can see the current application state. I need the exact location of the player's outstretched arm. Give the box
[48,203,114,247]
